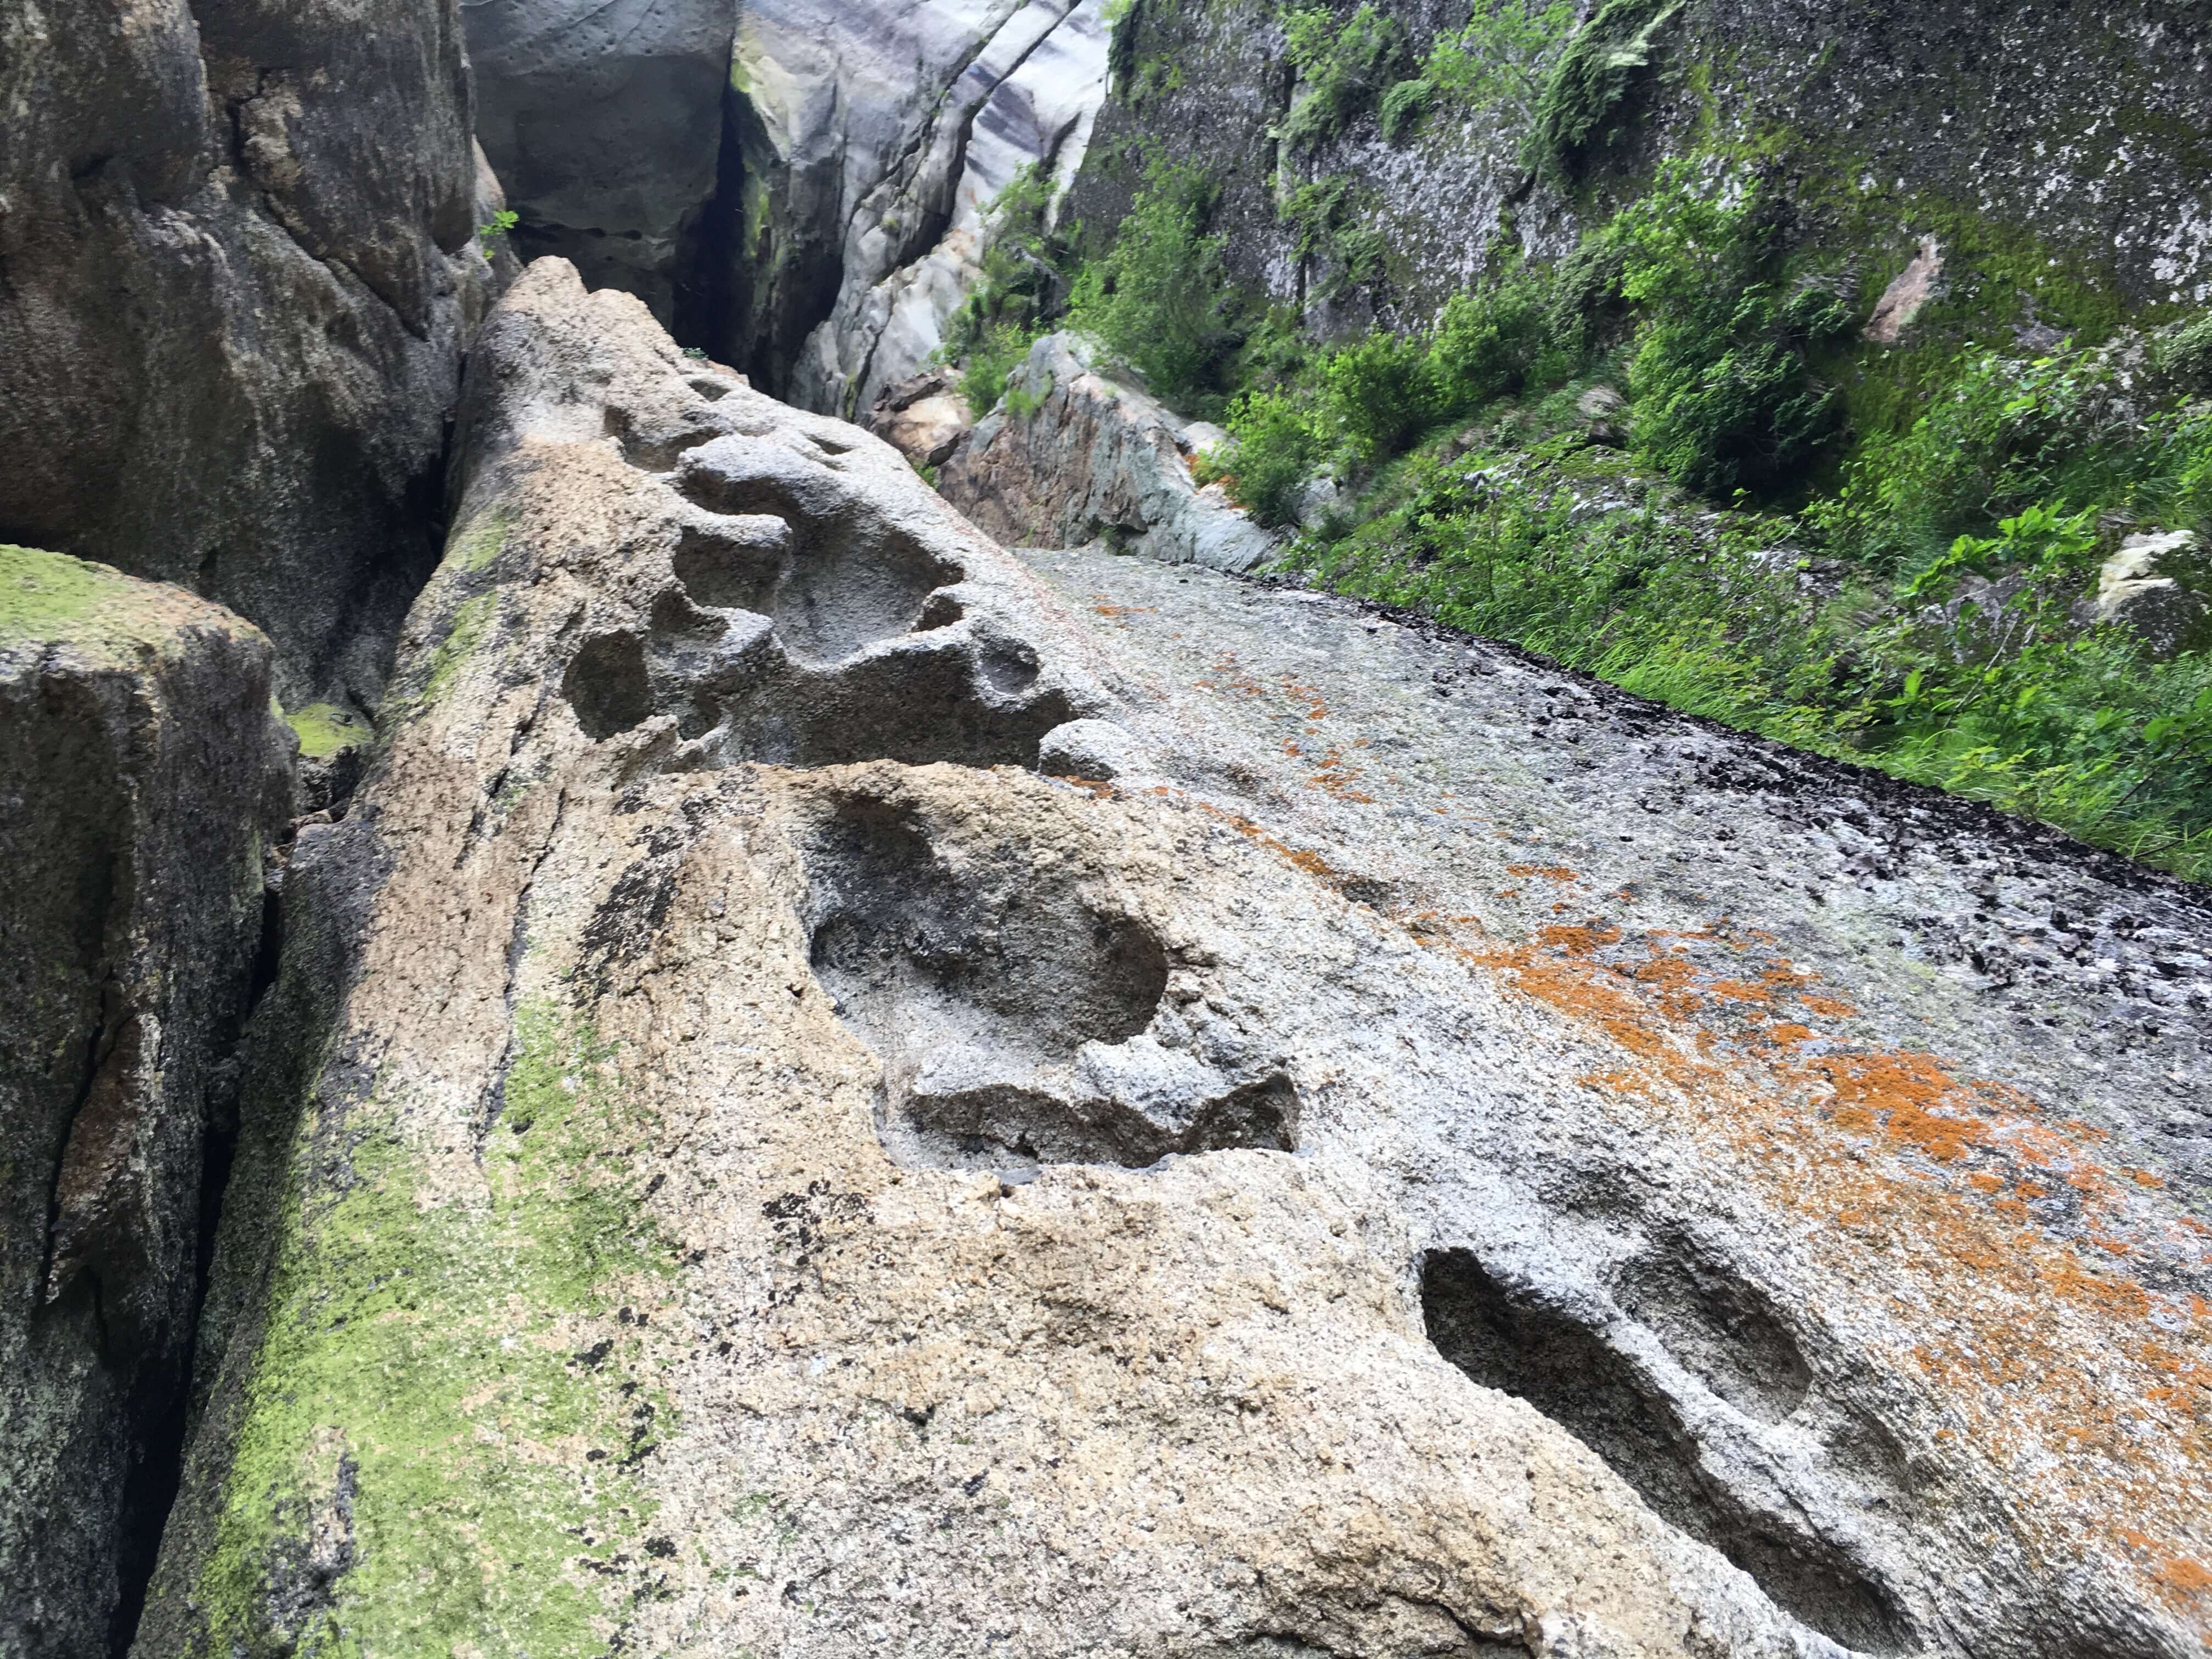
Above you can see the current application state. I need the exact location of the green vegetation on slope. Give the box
[935,43,2212,878]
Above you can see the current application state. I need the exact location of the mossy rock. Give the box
[0,543,257,661]
[283,702,369,762]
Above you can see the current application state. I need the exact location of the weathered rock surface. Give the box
[2093,529,2208,658]
[138,262,1861,1658]
[1069,0,2212,335]
[128,259,2212,1658]
[464,0,735,325]
[867,365,976,469]
[940,332,1280,572]
[1015,540,2212,1657]
[725,0,1107,408]
[0,0,496,707]
[1,548,292,1658]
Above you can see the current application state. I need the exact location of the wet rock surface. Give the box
[127,270,2210,1658]
[1014,539,2212,1655]
[0,549,292,1658]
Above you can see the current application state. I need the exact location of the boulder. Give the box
[938,333,1280,572]
[133,262,1832,1658]
[866,366,975,468]
[0,546,292,1657]
[465,0,736,325]
[0,0,495,708]
[2094,528,2207,658]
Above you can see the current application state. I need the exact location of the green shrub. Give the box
[1069,152,1235,402]
[1293,448,2212,877]
[1617,175,1855,497]
[1379,77,1432,142]
[2151,312,2212,392]
[938,163,1079,410]
[1533,0,1681,173]
[1818,334,2212,573]
[958,323,1032,413]
[1420,0,1577,139]
[1216,389,1327,526]
[1280,175,1386,298]
[1429,279,1547,418]
[1278,3,1408,150]
[1323,332,1440,461]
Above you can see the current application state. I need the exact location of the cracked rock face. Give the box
[727,0,1107,410]
[0,548,292,1658]
[0,0,496,706]
[136,262,1855,1658]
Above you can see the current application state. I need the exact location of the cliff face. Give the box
[1066,0,2212,336]
[463,0,1110,413]
[723,0,1109,413]
[0,549,292,1658]
[0,0,498,707]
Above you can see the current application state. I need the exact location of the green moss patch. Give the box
[0,543,185,654]
[447,509,514,576]
[193,1000,678,1656]
[284,703,369,761]
[410,590,498,712]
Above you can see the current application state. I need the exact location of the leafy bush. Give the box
[1278,4,1408,151]
[1533,0,1681,173]
[1379,77,1432,142]
[1429,279,1547,417]
[1616,176,1855,497]
[1068,153,1235,402]
[1818,338,2212,574]
[958,323,1032,414]
[1279,175,1386,297]
[1421,0,1577,139]
[938,163,1079,409]
[1215,390,1327,526]
[1322,332,1440,460]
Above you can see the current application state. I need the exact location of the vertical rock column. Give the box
[0,0,492,708]
[0,548,294,1657]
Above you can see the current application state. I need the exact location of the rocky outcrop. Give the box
[0,0,496,708]
[134,262,1833,1658]
[939,333,1279,571]
[866,366,975,469]
[1,548,292,1658]
[464,0,735,326]
[724,0,1108,409]
[129,259,2212,1658]
[1069,0,2212,334]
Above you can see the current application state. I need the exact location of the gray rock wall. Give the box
[464,0,735,324]
[1067,0,2212,334]
[0,0,496,709]
[0,548,292,1659]
[719,0,1109,406]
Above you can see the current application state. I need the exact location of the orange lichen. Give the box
[1413,900,2209,1626]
